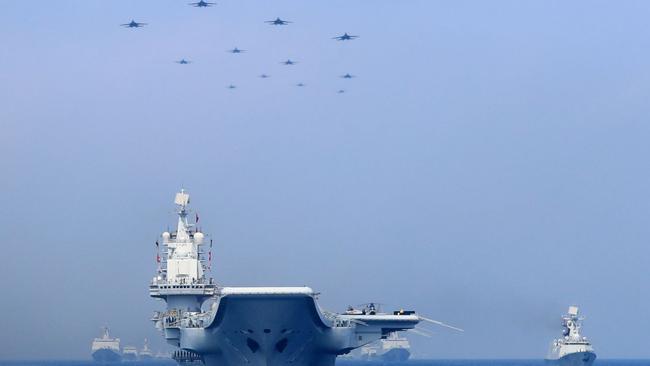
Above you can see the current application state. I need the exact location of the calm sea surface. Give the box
[2,360,650,366]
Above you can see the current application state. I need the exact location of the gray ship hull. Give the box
[92,349,122,363]
[161,291,419,366]
[546,351,596,366]
[181,295,342,366]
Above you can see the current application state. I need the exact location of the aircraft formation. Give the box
[121,4,358,93]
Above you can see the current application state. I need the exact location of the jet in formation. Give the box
[227,85,236,89]
[176,59,191,64]
[228,48,246,54]
[282,59,297,65]
[337,89,346,94]
[189,0,215,7]
[259,74,270,79]
[265,17,291,25]
[121,20,147,28]
[333,33,358,41]
[296,83,305,87]
[341,73,355,79]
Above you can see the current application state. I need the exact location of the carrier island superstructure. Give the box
[149,190,437,366]
[546,306,596,366]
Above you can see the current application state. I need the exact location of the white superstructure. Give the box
[150,189,216,312]
[91,327,120,352]
[546,306,596,366]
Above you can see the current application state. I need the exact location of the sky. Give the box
[2,0,650,360]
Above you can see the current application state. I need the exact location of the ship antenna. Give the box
[174,189,191,241]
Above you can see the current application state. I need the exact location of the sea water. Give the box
[2,360,649,366]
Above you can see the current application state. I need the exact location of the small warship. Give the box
[140,338,154,360]
[359,332,411,362]
[91,327,122,362]
[546,306,596,366]
[122,346,138,361]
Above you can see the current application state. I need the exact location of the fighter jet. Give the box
[265,17,291,25]
[227,85,236,89]
[337,89,346,94]
[189,0,215,7]
[282,59,297,65]
[332,33,358,41]
[341,73,355,79]
[259,74,270,79]
[121,20,147,28]
[296,83,305,87]
[175,59,191,64]
[228,47,246,54]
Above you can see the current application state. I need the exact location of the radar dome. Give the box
[162,232,170,242]
[194,232,204,244]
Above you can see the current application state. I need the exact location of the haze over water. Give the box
[3,0,650,361]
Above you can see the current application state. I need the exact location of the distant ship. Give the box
[91,327,122,362]
[546,306,596,366]
[122,345,138,361]
[147,190,464,366]
[140,338,154,360]
[358,331,410,361]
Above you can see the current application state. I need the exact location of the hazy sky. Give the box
[3,0,650,360]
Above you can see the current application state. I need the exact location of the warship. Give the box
[149,190,459,366]
[140,339,154,360]
[359,332,411,362]
[122,346,139,361]
[546,306,596,366]
[91,327,122,362]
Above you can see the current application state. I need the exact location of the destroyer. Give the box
[91,327,122,363]
[149,190,458,366]
[358,331,411,362]
[122,346,138,361]
[546,306,596,366]
[140,339,154,360]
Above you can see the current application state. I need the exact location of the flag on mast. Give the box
[155,240,159,248]
[195,213,199,223]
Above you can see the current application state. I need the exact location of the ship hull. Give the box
[183,295,341,366]
[546,351,596,366]
[92,349,122,363]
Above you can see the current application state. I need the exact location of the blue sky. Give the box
[2,0,650,360]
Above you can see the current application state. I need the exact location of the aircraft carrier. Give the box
[148,190,451,366]
[546,306,596,366]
